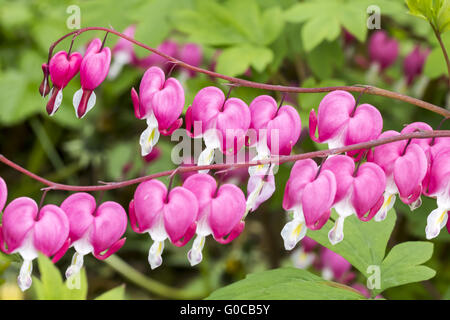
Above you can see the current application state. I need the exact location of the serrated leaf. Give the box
[207,268,365,300]
[302,15,340,51]
[95,285,126,300]
[216,45,273,77]
[307,209,397,278]
[374,242,436,295]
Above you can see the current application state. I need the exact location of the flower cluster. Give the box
[0,179,127,291]
[11,31,447,290]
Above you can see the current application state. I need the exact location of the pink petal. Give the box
[2,197,37,253]
[133,179,167,232]
[371,130,405,175]
[282,159,318,210]
[80,44,111,90]
[316,90,355,143]
[345,104,383,145]
[249,95,278,144]
[394,144,427,203]
[33,204,69,257]
[321,155,354,203]
[267,105,301,155]
[302,170,336,229]
[91,201,128,254]
[182,173,217,219]
[210,184,246,239]
[352,162,386,218]
[164,187,198,243]
[191,86,224,134]
[61,192,96,242]
[152,77,185,130]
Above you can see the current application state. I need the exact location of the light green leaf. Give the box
[95,285,126,300]
[307,209,396,278]
[216,45,273,77]
[305,41,344,80]
[283,2,326,23]
[424,32,450,78]
[33,254,65,300]
[339,3,368,42]
[374,242,436,295]
[207,268,365,300]
[302,15,340,51]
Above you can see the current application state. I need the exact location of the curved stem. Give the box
[104,255,207,299]
[1,130,449,192]
[47,27,450,117]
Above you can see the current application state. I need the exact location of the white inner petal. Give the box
[187,235,206,267]
[17,259,33,292]
[139,113,160,157]
[148,240,165,269]
[425,207,448,240]
[281,207,307,251]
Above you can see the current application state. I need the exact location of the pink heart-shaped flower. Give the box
[80,38,111,91]
[49,51,83,89]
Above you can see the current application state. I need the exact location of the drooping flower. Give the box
[281,159,336,250]
[108,25,137,80]
[131,66,184,156]
[400,122,450,192]
[368,30,399,70]
[129,179,198,269]
[403,45,430,85]
[245,170,276,215]
[319,247,354,282]
[39,63,51,97]
[371,130,428,220]
[185,86,250,171]
[183,173,246,266]
[178,43,203,78]
[0,197,69,291]
[424,149,450,239]
[61,193,127,278]
[137,40,178,71]
[322,155,386,244]
[309,90,383,158]
[46,50,83,116]
[73,38,111,118]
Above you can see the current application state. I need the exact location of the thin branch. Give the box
[1,130,450,192]
[47,27,450,118]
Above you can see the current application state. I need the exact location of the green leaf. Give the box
[172,0,283,47]
[302,15,340,52]
[424,32,450,78]
[32,254,88,300]
[305,41,344,80]
[339,3,367,42]
[95,285,126,300]
[32,253,65,300]
[207,268,365,300]
[374,242,436,295]
[307,209,396,278]
[216,45,273,77]
[405,0,434,21]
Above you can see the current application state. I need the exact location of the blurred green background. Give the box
[0,0,449,300]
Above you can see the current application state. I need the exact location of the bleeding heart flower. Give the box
[73,38,111,118]
[400,122,450,193]
[322,155,386,244]
[403,45,430,85]
[131,66,184,156]
[39,63,51,98]
[424,149,450,239]
[46,50,83,116]
[319,247,353,283]
[281,159,336,250]
[179,43,203,78]
[368,30,399,70]
[0,197,69,291]
[61,193,127,279]
[371,130,428,220]
[249,95,301,156]
[185,86,250,172]
[108,25,137,80]
[309,90,383,158]
[129,179,198,269]
[183,173,246,266]
[245,170,275,215]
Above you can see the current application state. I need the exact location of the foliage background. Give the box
[0,0,448,300]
